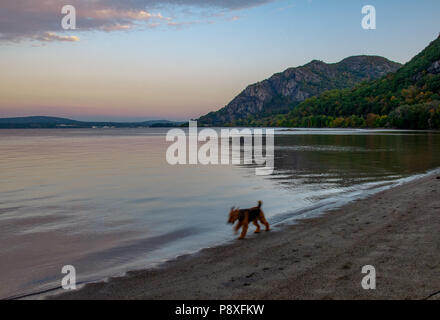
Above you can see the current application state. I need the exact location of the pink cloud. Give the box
[35,32,80,42]
[0,0,273,43]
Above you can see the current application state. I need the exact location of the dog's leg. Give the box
[253,220,261,233]
[238,213,249,239]
[234,221,243,234]
[239,222,248,239]
[260,212,270,231]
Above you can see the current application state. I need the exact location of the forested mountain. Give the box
[197,56,401,126]
[276,34,440,129]
[199,34,440,130]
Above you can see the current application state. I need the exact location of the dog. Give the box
[228,201,270,239]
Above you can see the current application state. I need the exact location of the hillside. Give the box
[198,56,402,126]
[0,116,80,125]
[244,34,440,129]
[277,34,440,129]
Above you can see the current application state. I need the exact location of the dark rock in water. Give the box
[436,176,440,179]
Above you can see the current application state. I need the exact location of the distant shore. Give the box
[51,172,440,300]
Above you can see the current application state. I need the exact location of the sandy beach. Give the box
[51,173,440,300]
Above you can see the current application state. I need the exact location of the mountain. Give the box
[0,116,184,129]
[198,56,402,126]
[279,34,440,129]
[0,116,80,125]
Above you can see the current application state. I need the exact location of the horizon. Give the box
[0,115,186,122]
[1,0,440,121]
[0,52,405,123]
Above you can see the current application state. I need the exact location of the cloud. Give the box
[35,32,80,42]
[0,0,274,43]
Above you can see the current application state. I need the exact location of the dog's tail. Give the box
[258,200,263,208]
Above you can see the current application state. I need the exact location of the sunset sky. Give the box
[1,0,440,121]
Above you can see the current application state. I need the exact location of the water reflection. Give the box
[1,128,440,299]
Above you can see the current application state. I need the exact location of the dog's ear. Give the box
[231,207,235,211]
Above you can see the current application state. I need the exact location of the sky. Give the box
[1,0,440,122]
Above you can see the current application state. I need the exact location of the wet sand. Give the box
[51,173,440,300]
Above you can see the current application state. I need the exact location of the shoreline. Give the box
[50,172,440,300]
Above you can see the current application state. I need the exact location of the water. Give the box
[1,128,440,299]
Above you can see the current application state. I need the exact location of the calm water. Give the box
[1,128,440,298]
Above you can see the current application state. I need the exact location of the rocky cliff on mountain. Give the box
[198,56,402,125]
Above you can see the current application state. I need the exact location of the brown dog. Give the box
[228,201,270,239]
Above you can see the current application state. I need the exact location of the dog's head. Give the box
[228,207,240,224]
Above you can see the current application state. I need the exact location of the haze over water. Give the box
[1,128,440,299]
